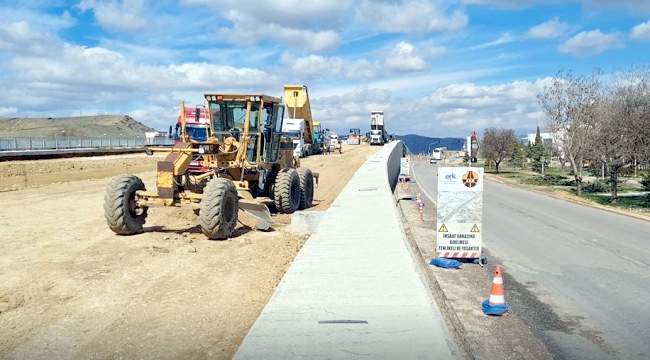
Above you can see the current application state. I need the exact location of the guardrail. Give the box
[0,136,173,151]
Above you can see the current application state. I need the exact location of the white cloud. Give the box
[558,30,623,56]
[0,21,58,56]
[183,0,351,29]
[466,32,517,50]
[0,107,18,116]
[461,0,538,9]
[280,54,376,80]
[398,79,551,135]
[312,88,393,131]
[77,0,149,32]
[0,20,274,129]
[356,0,468,33]
[631,20,650,40]
[385,41,428,72]
[309,79,552,136]
[528,17,570,38]
[217,12,340,52]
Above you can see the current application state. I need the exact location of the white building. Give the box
[521,132,558,146]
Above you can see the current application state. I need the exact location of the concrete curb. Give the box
[395,198,475,360]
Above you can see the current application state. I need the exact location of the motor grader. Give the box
[104,94,315,240]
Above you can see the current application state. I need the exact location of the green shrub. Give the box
[641,175,650,191]
[583,180,609,193]
[524,174,568,186]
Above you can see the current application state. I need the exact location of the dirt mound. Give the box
[0,115,156,138]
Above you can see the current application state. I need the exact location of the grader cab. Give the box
[104,94,316,240]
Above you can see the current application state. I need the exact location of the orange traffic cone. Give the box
[482,265,509,315]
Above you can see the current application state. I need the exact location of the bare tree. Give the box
[538,71,602,195]
[593,70,650,201]
[482,128,517,174]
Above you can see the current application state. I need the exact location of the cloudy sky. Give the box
[1,0,649,137]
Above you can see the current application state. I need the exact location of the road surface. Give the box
[412,160,650,360]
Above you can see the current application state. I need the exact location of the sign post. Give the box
[436,167,484,259]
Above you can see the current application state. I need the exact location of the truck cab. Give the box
[369,110,386,145]
[282,118,309,158]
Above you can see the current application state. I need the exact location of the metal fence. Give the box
[0,136,174,151]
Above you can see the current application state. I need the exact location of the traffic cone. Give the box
[482,266,509,316]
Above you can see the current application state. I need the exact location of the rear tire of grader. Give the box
[199,177,239,240]
[104,175,148,235]
[297,167,314,210]
[274,168,301,214]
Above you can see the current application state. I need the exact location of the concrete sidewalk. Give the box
[235,142,457,359]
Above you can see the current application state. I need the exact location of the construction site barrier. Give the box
[0,136,173,151]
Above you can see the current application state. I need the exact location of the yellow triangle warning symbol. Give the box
[438,224,448,232]
[470,224,480,233]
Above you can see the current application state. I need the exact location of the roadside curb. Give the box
[395,196,475,360]
[486,173,650,223]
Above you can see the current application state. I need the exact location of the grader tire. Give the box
[104,175,147,235]
[297,167,314,210]
[199,178,238,240]
[274,168,301,214]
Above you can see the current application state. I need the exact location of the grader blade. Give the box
[238,200,272,231]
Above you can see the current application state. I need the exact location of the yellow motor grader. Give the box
[104,94,315,239]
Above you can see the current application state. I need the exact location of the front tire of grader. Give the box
[104,175,148,235]
[199,178,239,240]
[297,167,314,210]
[274,168,301,214]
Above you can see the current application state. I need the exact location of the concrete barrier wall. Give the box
[387,141,405,190]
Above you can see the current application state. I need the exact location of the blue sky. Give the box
[1,0,649,137]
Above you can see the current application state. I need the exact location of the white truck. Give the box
[430,147,447,164]
[283,85,320,157]
[369,111,388,145]
[281,118,311,157]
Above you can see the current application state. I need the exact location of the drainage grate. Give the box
[318,320,369,324]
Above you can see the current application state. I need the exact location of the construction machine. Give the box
[348,128,361,145]
[104,94,316,240]
[283,85,322,156]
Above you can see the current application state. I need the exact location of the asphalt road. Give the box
[412,160,650,360]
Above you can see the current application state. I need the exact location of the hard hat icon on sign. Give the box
[462,170,479,188]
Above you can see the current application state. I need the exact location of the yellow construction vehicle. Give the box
[104,94,315,240]
[282,85,323,155]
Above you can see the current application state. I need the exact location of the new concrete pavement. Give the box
[412,160,650,360]
[235,144,457,359]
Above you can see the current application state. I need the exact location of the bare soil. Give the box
[0,144,377,360]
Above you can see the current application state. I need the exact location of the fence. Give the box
[0,136,174,151]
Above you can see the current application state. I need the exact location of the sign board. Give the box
[436,167,483,258]
[400,157,410,176]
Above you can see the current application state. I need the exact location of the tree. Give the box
[482,128,518,174]
[592,71,650,202]
[510,140,525,168]
[538,71,601,195]
[529,125,546,173]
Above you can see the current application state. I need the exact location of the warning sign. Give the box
[400,157,410,176]
[436,167,484,258]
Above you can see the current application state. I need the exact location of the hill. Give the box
[394,134,465,154]
[0,115,155,138]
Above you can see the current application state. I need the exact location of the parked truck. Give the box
[283,85,321,157]
[369,111,388,145]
